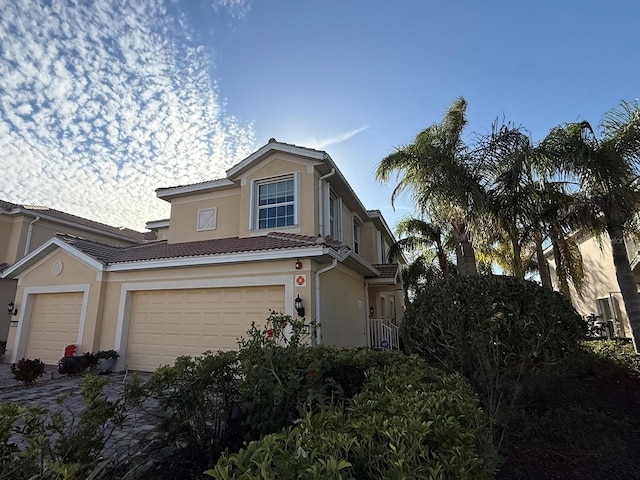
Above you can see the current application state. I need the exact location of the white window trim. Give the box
[250,172,300,232]
[328,189,343,241]
[353,214,362,255]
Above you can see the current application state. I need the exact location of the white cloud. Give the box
[305,125,370,149]
[0,0,255,230]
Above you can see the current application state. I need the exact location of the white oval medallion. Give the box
[52,260,64,276]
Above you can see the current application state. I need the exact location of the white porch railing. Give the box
[368,318,400,350]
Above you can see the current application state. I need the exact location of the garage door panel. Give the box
[127,285,284,371]
[25,292,83,364]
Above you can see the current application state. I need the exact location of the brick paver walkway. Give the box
[0,363,161,459]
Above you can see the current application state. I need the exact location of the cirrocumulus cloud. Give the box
[0,0,255,230]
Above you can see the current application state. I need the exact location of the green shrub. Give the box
[237,311,320,438]
[583,339,640,376]
[130,350,243,468]
[95,349,119,360]
[57,352,96,375]
[0,374,126,479]
[208,356,497,479]
[401,275,586,447]
[11,358,45,385]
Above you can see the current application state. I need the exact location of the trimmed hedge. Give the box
[208,356,496,480]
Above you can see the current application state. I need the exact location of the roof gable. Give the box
[1,236,105,278]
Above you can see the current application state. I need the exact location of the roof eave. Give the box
[226,142,326,179]
[156,179,236,201]
[4,208,148,244]
[1,237,104,279]
[105,245,329,272]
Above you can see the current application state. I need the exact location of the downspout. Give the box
[24,216,41,257]
[364,280,370,348]
[317,168,336,236]
[315,257,338,346]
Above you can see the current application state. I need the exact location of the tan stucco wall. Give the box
[167,190,241,243]
[1,214,142,267]
[98,259,313,352]
[0,216,17,264]
[239,155,319,238]
[1,216,26,265]
[0,278,17,344]
[318,263,367,348]
[547,234,632,337]
[367,284,405,323]
[360,222,380,265]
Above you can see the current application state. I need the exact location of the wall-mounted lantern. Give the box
[295,260,303,270]
[7,301,17,316]
[369,306,375,318]
[295,295,305,318]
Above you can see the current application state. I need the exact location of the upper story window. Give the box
[329,191,342,240]
[255,176,295,229]
[353,217,362,255]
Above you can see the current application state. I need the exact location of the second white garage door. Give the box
[127,285,285,371]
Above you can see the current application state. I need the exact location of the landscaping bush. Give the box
[208,356,497,479]
[0,374,127,479]
[58,352,96,375]
[237,311,406,439]
[131,350,243,468]
[400,275,586,448]
[11,358,45,385]
[131,311,406,474]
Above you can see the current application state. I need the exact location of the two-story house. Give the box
[0,200,153,344]
[545,231,636,338]
[2,140,404,372]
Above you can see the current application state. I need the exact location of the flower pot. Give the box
[98,357,115,374]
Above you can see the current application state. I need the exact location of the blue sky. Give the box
[1,0,638,231]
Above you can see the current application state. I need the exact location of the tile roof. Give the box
[0,199,154,242]
[371,263,399,279]
[59,232,346,265]
[155,178,227,192]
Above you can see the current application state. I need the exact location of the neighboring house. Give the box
[0,200,154,343]
[2,140,405,372]
[545,231,637,338]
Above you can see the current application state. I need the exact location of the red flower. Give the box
[266,329,273,338]
[309,368,317,378]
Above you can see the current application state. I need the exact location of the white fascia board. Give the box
[155,179,236,200]
[227,143,326,179]
[145,219,170,229]
[325,247,381,277]
[1,237,104,278]
[105,246,326,272]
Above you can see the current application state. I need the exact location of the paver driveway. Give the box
[0,362,161,459]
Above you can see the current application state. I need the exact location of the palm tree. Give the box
[376,97,482,275]
[387,217,451,277]
[539,100,640,351]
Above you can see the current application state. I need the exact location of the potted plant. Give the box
[95,349,119,374]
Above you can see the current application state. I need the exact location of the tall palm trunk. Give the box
[451,219,477,276]
[534,229,552,289]
[435,239,449,278]
[608,225,640,351]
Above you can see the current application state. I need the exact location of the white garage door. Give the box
[25,292,83,364]
[127,285,285,371]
